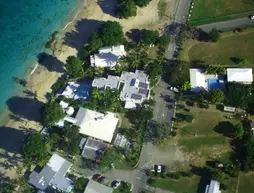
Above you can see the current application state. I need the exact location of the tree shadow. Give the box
[125,29,142,43]
[6,96,44,122]
[37,52,65,72]
[63,19,104,57]
[164,23,184,35]
[0,126,26,155]
[213,121,234,137]
[97,0,117,17]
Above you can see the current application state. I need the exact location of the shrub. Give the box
[184,114,194,123]
[186,100,195,106]
[51,77,67,93]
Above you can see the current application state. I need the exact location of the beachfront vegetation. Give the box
[86,21,125,54]
[209,89,224,104]
[98,21,125,46]
[116,0,137,19]
[22,133,49,166]
[208,28,221,42]
[66,56,85,79]
[41,101,65,128]
[134,0,152,7]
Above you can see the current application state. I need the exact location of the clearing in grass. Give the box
[189,0,254,22]
[238,173,254,193]
[180,30,254,67]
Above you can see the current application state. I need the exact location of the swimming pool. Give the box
[208,79,220,90]
[74,85,90,100]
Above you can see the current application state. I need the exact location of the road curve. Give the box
[198,17,254,32]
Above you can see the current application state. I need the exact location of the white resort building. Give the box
[90,45,126,68]
[92,70,150,109]
[57,101,118,143]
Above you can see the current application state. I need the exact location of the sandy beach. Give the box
[0,0,177,180]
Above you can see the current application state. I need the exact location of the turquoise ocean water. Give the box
[0,0,82,113]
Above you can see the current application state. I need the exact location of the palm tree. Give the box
[94,67,104,76]
[129,54,141,69]
[91,88,102,100]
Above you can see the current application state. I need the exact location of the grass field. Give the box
[180,30,254,67]
[189,0,254,23]
[238,173,254,193]
[150,177,200,193]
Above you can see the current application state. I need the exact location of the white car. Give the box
[112,181,121,189]
[157,165,162,173]
[249,15,254,19]
[170,87,179,92]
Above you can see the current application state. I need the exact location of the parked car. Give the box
[92,174,101,181]
[249,15,254,19]
[170,86,179,92]
[154,165,166,173]
[97,176,106,183]
[112,181,121,189]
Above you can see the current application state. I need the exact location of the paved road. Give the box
[174,0,191,24]
[199,17,254,32]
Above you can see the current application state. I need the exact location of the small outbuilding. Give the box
[223,106,236,113]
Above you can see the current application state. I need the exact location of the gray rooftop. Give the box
[29,154,73,192]
[81,137,108,160]
[83,180,113,193]
[92,75,120,90]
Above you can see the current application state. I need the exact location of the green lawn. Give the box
[149,177,200,193]
[189,0,254,24]
[119,113,132,129]
[178,136,227,150]
[238,173,254,193]
[183,31,254,67]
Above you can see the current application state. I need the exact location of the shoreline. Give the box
[0,0,88,178]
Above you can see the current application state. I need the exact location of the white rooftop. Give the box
[64,108,118,143]
[227,68,253,83]
[189,69,207,92]
[205,180,221,193]
[48,154,66,172]
[92,70,150,109]
[90,45,126,68]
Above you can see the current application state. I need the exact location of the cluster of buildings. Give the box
[28,45,148,193]
[190,68,253,92]
[29,153,114,193]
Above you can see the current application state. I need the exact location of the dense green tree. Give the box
[41,101,65,128]
[62,124,81,156]
[17,177,35,193]
[208,28,221,42]
[209,89,225,104]
[98,21,125,46]
[233,123,244,139]
[140,29,160,45]
[182,81,191,91]
[244,137,254,171]
[100,147,124,171]
[73,177,89,192]
[22,133,48,162]
[165,60,190,86]
[87,33,103,53]
[66,56,85,79]
[2,182,16,193]
[157,35,170,47]
[116,0,137,19]
[224,82,251,108]
[134,0,152,7]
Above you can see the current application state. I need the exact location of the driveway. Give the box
[199,17,254,32]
